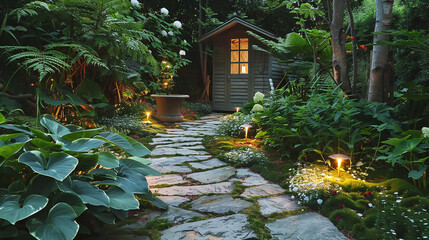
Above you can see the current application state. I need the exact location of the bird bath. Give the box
[151,94,189,122]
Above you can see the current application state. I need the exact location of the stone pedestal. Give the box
[151,94,189,122]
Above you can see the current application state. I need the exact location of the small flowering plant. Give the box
[220,147,268,167]
[289,165,342,209]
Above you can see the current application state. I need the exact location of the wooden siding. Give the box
[212,41,227,110]
[253,50,271,94]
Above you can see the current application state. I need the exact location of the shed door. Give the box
[227,38,249,110]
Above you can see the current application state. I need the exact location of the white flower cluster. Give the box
[130,0,139,7]
[160,7,169,15]
[173,21,182,28]
[289,165,342,206]
[251,104,264,112]
[253,91,264,103]
[422,127,429,138]
[222,147,267,166]
[179,50,186,56]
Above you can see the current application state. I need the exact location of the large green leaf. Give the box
[392,138,423,156]
[119,134,151,157]
[106,187,139,210]
[74,153,98,172]
[61,138,105,152]
[98,152,119,168]
[99,163,149,194]
[96,132,133,150]
[18,151,78,181]
[0,194,48,225]
[408,167,427,179]
[0,142,26,159]
[122,158,161,176]
[27,203,79,240]
[0,113,5,124]
[126,156,152,165]
[25,175,57,198]
[39,115,70,138]
[52,193,87,217]
[0,124,33,136]
[61,128,103,142]
[30,138,60,150]
[89,168,117,179]
[57,179,109,207]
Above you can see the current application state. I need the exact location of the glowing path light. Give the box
[329,154,351,177]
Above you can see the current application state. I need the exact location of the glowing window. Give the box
[230,38,248,74]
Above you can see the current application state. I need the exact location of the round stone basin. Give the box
[151,94,189,122]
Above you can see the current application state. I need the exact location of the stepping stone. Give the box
[150,165,192,173]
[155,133,184,137]
[240,184,285,198]
[151,147,209,156]
[191,195,252,214]
[187,166,236,183]
[160,214,256,240]
[182,145,206,150]
[144,206,203,224]
[152,182,234,195]
[189,158,227,170]
[266,212,348,240]
[149,156,209,166]
[146,174,189,187]
[229,168,269,186]
[152,141,203,148]
[156,196,190,207]
[151,137,203,144]
[258,195,300,215]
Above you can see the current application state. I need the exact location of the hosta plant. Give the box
[0,114,165,240]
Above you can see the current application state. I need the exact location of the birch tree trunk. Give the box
[367,0,393,102]
[331,0,352,95]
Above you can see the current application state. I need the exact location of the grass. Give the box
[135,218,173,240]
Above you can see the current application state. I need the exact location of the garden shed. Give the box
[199,17,286,111]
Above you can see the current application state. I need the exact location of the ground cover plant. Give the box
[0,113,166,240]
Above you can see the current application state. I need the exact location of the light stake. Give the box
[241,124,252,140]
[235,107,240,112]
[337,158,342,177]
[328,154,351,178]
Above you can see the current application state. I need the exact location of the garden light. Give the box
[236,107,240,112]
[142,111,151,123]
[241,124,252,139]
[329,154,351,177]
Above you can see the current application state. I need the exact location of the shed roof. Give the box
[199,17,276,43]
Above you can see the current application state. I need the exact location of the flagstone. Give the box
[146,174,189,187]
[240,184,285,198]
[229,168,269,186]
[160,214,256,240]
[191,195,252,214]
[257,195,300,215]
[266,212,348,240]
[151,137,203,144]
[144,206,203,224]
[156,196,190,207]
[189,158,227,170]
[187,166,236,183]
[152,182,234,195]
[150,165,192,173]
[151,147,209,156]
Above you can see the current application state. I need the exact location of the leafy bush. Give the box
[216,113,254,138]
[98,114,145,135]
[219,147,268,167]
[182,101,211,116]
[0,114,165,240]
[253,88,399,164]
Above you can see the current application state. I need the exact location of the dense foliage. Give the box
[0,113,165,240]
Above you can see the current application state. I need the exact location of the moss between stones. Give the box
[135,218,172,240]
[321,194,367,216]
[329,208,362,230]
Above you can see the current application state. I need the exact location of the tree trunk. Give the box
[367,0,393,102]
[345,0,358,96]
[331,0,352,95]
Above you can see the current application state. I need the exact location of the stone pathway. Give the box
[115,113,348,240]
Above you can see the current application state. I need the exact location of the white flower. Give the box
[396,199,401,203]
[291,195,295,200]
[148,50,152,54]
[161,30,167,36]
[317,199,323,205]
[130,0,139,7]
[179,50,186,56]
[357,213,363,217]
[422,127,429,138]
[173,21,182,28]
[183,39,187,43]
[251,104,264,112]
[160,7,169,15]
[292,187,298,192]
[168,31,174,36]
[253,91,264,103]
[368,203,373,208]
[304,196,309,201]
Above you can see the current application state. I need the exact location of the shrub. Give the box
[0,114,166,240]
[219,147,268,167]
[98,114,145,134]
[182,101,211,116]
[216,113,254,138]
